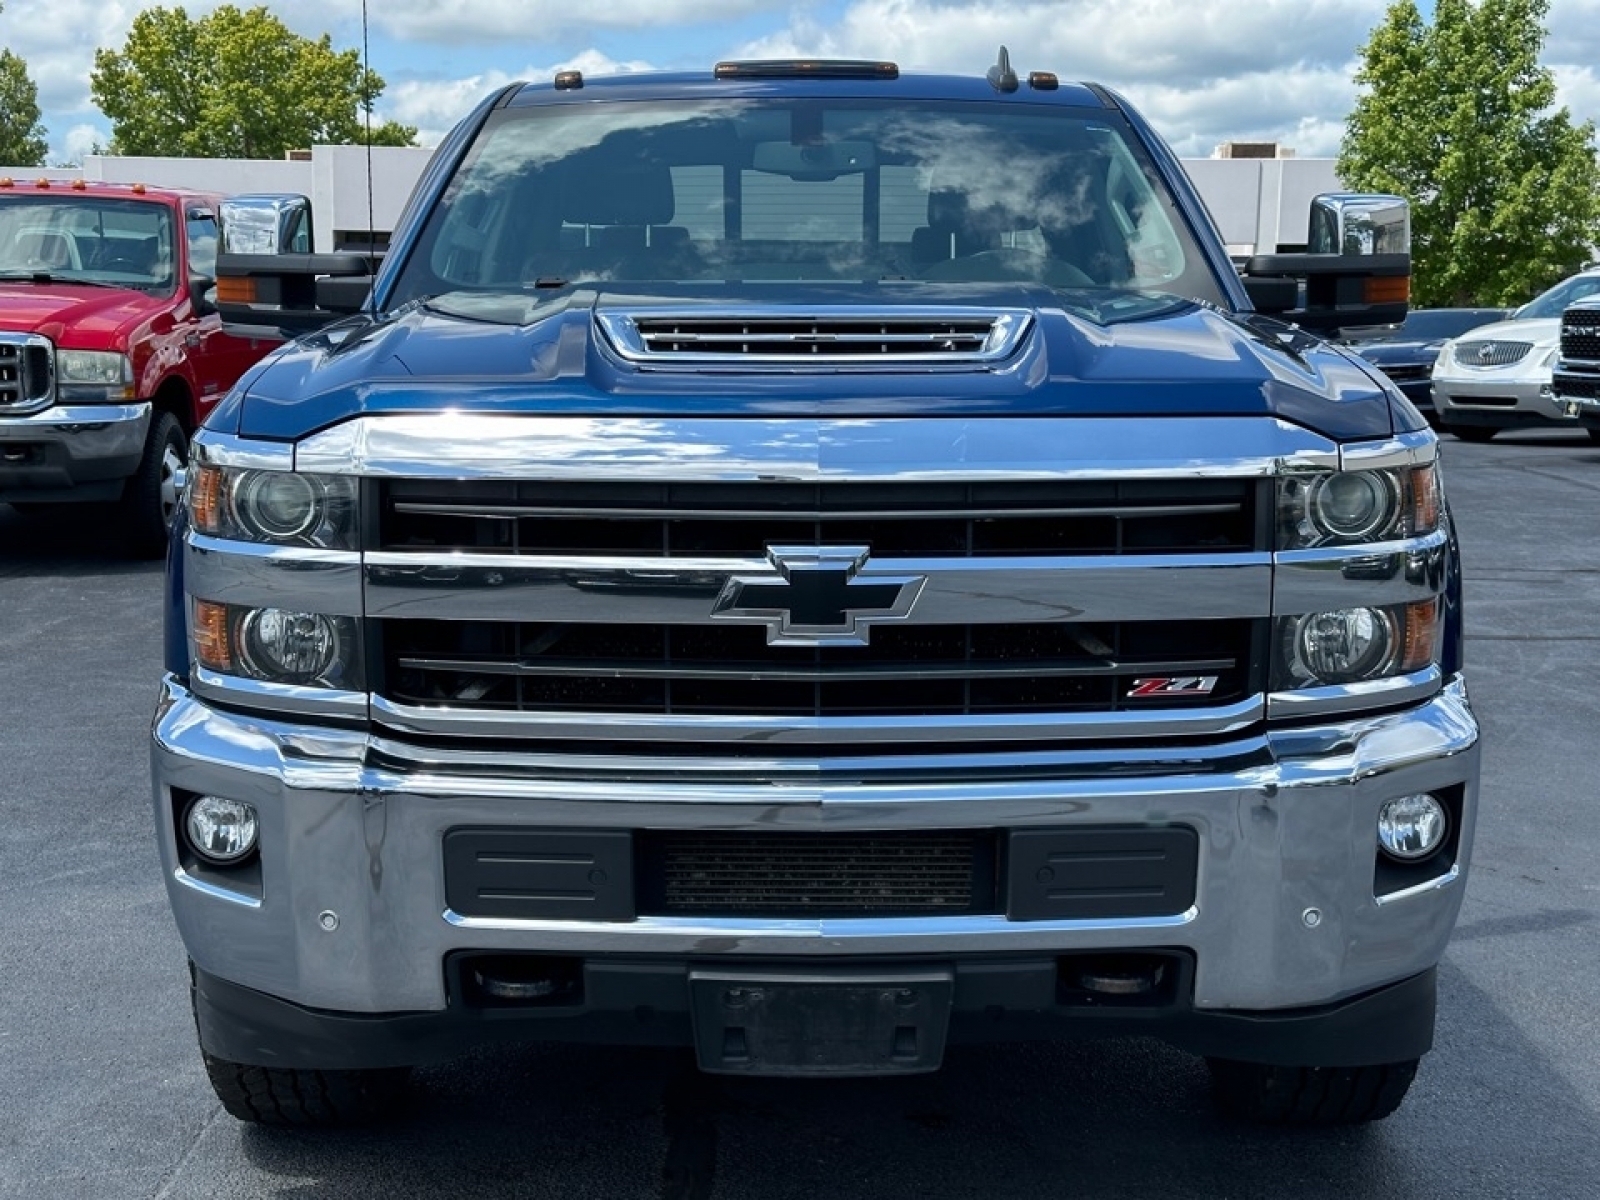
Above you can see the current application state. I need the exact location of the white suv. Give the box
[1432,268,1600,442]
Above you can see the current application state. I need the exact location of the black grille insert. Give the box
[1561,308,1600,362]
[378,478,1262,558]
[379,618,1257,717]
[637,830,998,917]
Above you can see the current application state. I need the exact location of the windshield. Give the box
[1513,273,1600,320]
[389,98,1225,315]
[0,196,175,292]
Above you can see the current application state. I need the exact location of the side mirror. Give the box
[189,276,216,316]
[1241,193,1411,332]
[215,193,371,337]
[219,194,314,255]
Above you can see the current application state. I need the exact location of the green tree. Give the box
[90,5,416,159]
[1339,0,1600,306]
[0,2,50,167]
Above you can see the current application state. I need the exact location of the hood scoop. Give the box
[595,306,1032,370]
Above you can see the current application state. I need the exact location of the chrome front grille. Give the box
[1454,339,1531,368]
[595,307,1031,367]
[368,474,1268,742]
[0,332,53,412]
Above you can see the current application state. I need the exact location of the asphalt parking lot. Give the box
[3,427,1599,1200]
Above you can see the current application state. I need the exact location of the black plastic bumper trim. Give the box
[191,961,1435,1073]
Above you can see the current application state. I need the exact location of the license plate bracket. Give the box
[688,968,954,1076]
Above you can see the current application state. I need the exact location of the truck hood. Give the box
[225,283,1399,442]
[0,280,168,346]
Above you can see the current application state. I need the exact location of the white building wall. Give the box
[4,151,1345,257]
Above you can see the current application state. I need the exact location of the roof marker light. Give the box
[714,59,898,80]
[553,69,583,90]
[1028,71,1060,90]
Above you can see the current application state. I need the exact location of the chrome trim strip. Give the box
[368,693,1265,744]
[159,675,1474,800]
[0,330,55,413]
[1267,666,1442,720]
[365,732,1270,780]
[1273,530,1448,612]
[193,430,295,471]
[595,306,1033,367]
[363,552,1272,624]
[442,907,1199,936]
[186,535,363,616]
[192,666,369,721]
[172,865,261,909]
[1374,863,1461,908]
[1339,430,1437,471]
[295,415,1342,479]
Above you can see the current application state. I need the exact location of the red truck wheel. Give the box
[122,411,186,558]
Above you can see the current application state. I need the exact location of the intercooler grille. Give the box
[1560,309,1600,361]
[379,618,1255,717]
[378,479,1261,558]
[636,830,997,916]
[1377,364,1430,383]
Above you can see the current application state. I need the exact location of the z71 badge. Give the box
[1127,676,1220,698]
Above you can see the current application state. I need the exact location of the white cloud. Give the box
[8,0,1600,166]
[386,52,656,146]
[364,0,772,44]
[59,123,110,164]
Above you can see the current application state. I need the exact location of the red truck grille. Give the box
[0,334,53,412]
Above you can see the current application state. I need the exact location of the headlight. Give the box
[1273,599,1440,689]
[1277,465,1439,549]
[56,349,134,402]
[193,600,362,689]
[189,464,358,549]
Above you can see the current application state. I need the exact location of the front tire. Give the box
[200,1050,411,1128]
[1206,1058,1419,1126]
[121,410,186,558]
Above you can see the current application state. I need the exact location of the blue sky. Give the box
[5,0,1598,165]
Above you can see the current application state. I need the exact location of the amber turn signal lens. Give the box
[1401,598,1440,672]
[215,276,257,305]
[1409,464,1440,534]
[188,463,224,534]
[1366,275,1410,304]
[194,601,233,672]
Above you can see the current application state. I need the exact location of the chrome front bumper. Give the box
[0,402,150,496]
[1432,374,1573,422]
[152,676,1479,1019]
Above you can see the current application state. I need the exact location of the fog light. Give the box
[184,795,259,864]
[1377,794,1447,861]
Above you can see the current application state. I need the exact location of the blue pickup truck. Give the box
[151,52,1479,1129]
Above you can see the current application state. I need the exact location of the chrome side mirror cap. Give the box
[219,194,314,256]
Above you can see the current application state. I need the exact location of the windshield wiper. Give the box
[0,271,125,289]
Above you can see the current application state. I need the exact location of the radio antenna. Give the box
[361,0,376,315]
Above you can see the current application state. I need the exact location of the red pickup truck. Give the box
[0,178,270,554]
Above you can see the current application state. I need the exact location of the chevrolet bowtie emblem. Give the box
[710,545,925,645]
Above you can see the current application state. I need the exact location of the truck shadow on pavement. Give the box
[0,503,160,573]
[219,960,1600,1200]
